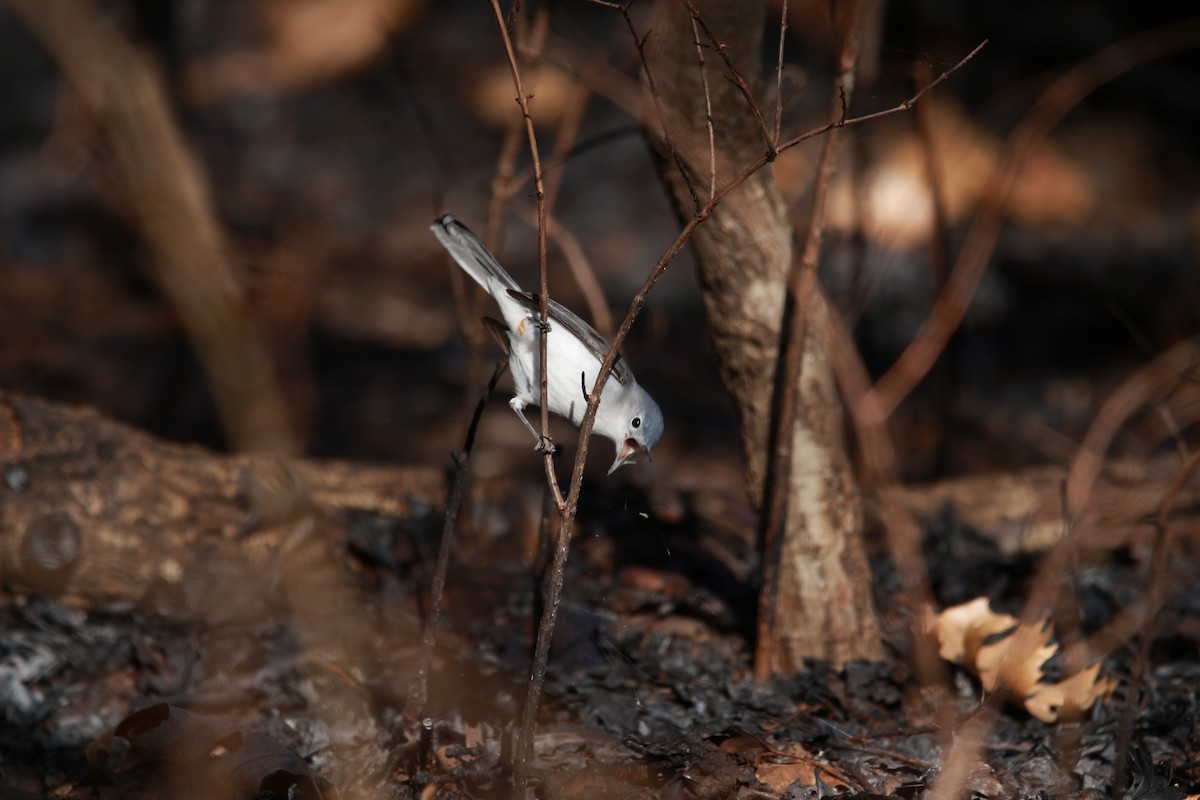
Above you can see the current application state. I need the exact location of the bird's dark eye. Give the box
[631,417,641,429]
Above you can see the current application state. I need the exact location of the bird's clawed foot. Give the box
[534,436,557,456]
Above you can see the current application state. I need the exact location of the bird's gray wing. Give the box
[505,290,632,386]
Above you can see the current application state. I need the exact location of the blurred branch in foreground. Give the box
[7,0,297,454]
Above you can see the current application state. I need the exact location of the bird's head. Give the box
[607,391,663,475]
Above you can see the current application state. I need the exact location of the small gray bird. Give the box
[432,215,663,473]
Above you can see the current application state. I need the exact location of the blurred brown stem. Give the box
[408,360,507,716]
[8,0,296,455]
[865,20,1200,425]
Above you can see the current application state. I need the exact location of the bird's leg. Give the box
[509,397,556,454]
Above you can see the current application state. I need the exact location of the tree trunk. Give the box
[643,0,883,667]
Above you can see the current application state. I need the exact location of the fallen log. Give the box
[0,391,446,610]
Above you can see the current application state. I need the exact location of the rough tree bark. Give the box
[643,0,883,667]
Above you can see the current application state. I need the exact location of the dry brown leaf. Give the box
[754,741,851,795]
[975,618,1055,695]
[924,596,1015,665]
[757,760,821,794]
[927,598,1116,722]
[1024,663,1119,723]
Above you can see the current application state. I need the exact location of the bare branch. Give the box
[567,41,991,485]
[773,0,789,147]
[486,0,564,514]
[776,39,988,154]
[864,23,1200,423]
[1066,338,1199,519]
[597,0,702,210]
[676,0,775,155]
[408,360,507,714]
[690,16,718,199]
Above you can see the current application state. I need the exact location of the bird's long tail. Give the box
[431,215,520,297]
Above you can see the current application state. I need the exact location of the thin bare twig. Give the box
[1026,337,1198,795]
[476,8,551,417]
[562,42,990,518]
[866,21,1200,423]
[1065,338,1200,519]
[487,0,564,515]
[773,0,789,147]
[1111,447,1200,792]
[689,16,718,199]
[408,359,507,714]
[595,0,702,210]
[1011,338,1199,641]
[677,0,775,155]
[776,39,987,155]
[487,3,568,795]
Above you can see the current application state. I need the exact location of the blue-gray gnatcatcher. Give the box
[432,215,663,473]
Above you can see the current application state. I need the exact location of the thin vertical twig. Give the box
[1112,448,1200,792]
[689,16,717,199]
[773,0,789,147]
[408,360,508,714]
[776,39,987,152]
[1064,338,1199,518]
[487,0,564,516]
[475,10,550,419]
[487,3,566,795]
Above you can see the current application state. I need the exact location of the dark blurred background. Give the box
[0,0,1197,488]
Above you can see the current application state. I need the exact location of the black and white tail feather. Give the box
[432,215,663,473]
